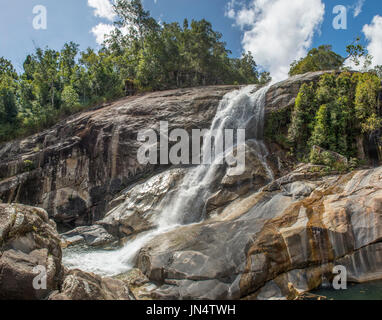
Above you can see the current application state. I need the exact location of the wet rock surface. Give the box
[61,225,117,248]
[136,167,382,300]
[97,168,187,240]
[0,86,239,226]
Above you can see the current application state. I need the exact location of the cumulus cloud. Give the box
[91,23,116,45]
[363,15,382,66]
[226,0,325,81]
[88,0,116,21]
[88,0,117,45]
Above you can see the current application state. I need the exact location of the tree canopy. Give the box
[289,45,345,76]
[0,0,271,143]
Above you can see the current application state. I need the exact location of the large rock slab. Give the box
[49,269,134,300]
[0,86,239,226]
[97,168,187,239]
[0,204,63,300]
[136,166,382,300]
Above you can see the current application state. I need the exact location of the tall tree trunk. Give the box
[51,81,54,109]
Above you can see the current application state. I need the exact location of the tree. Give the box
[354,73,382,133]
[59,42,79,86]
[259,71,272,85]
[288,83,317,152]
[0,80,18,124]
[233,52,259,84]
[345,37,373,71]
[107,0,159,51]
[372,65,382,79]
[0,57,18,79]
[31,48,61,109]
[61,85,79,108]
[289,45,344,76]
[0,58,19,140]
[79,48,122,99]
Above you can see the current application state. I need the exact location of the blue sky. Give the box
[1,0,381,79]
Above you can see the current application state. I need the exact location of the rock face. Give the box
[49,269,134,300]
[264,71,337,114]
[0,203,132,300]
[0,73,332,228]
[97,168,187,240]
[0,204,63,299]
[0,86,239,227]
[136,166,382,300]
[61,225,117,248]
[2,71,382,300]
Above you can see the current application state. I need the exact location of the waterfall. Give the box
[63,84,273,276]
[158,85,272,227]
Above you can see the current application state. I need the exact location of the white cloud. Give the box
[353,0,365,17]
[363,15,382,66]
[91,23,116,45]
[88,0,116,21]
[226,0,325,81]
[225,0,238,20]
[91,22,131,45]
[343,56,365,71]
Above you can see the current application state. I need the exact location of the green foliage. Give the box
[0,58,19,141]
[0,0,270,143]
[354,73,382,133]
[309,148,349,173]
[61,85,79,108]
[309,148,335,166]
[286,71,382,164]
[373,65,382,79]
[288,83,317,153]
[23,160,35,172]
[289,45,344,76]
[265,106,292,149]
[106,0,265,89]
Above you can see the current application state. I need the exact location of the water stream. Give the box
[63,85,273,276]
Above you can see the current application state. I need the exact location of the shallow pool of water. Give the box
[312,280,382,300]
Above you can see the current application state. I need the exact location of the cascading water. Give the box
[63,84,274,276]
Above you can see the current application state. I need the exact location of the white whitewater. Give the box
[63,85,273,276]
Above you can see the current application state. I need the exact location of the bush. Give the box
[61,85,80,108]
[23,160,35,172]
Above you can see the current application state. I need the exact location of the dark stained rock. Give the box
[0,86,239,226]
[61,225,117,248]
